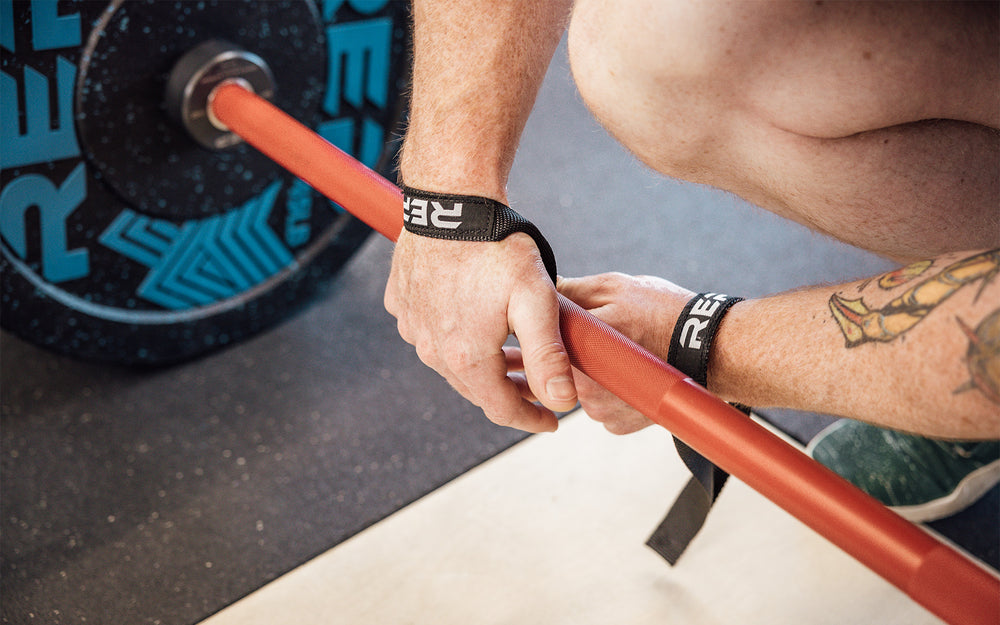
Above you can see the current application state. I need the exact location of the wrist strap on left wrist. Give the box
[402,186,557,283]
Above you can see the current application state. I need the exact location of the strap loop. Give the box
[402,186,557,283]
[648,292,747,565]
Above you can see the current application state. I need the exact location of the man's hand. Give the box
[391,0,573,433]
[556,273,695,434]
[385,230,577,433]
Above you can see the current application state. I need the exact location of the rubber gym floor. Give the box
[3,41,997,625]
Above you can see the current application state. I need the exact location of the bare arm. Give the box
[385,0,577,433]
[712,248,1000,439]
[400,0,572,197]
[558,249,1000,439]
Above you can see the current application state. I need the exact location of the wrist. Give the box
[399,135,511,204]
[401,186,557,283]
[667,292,743,389]
[705,298,756,403]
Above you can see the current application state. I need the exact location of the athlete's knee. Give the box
[568,0,763,82]
[567,0,771,177]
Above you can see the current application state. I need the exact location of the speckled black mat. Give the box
[2,239,534,625]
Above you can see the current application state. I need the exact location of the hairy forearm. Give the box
[401,0,573,199]
[710,249,1000,439]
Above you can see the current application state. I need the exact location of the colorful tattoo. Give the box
[876,259,933,289]
[954,309,1000,405]
[855,259,932,292]
[829,249,1000,347]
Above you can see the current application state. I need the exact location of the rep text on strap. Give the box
[402,186,557,283]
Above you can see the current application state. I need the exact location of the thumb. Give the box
[509,285,578,412]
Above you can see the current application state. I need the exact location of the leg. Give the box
[567,0,1000,261]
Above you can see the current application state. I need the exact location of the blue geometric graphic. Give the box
[99,182,294,309]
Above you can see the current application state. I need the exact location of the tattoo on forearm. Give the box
[829,248,999,347]
[856,259,934,292]
[954,309,1000,405]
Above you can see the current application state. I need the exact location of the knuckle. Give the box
[485,408,515,429]
[383,289,399,316]
[414,341,439,368]
[523,340,569,371]
[603,421,634,436]
[395,315,423,347]
[594,272,627,294]
[577,387,603,410]
[604,414,651,436]
[394,319,411,342]
[578,385,603,408]
[581,398,617,424]
[441,344,477,374]
[505,232,540,257]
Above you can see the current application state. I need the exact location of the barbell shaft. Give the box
[210,81,1000,625]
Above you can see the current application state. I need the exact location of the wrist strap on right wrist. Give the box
[647,292,748,566]
[666,292,744,387]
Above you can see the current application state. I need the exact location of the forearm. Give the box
[401,0,572,199]
[710,249,1000,439]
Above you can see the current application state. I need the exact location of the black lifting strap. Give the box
[647,405,752,565]
[646,293,749,565]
